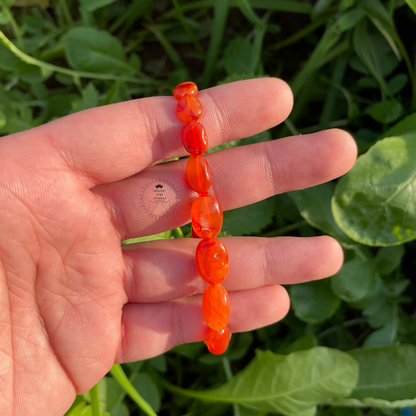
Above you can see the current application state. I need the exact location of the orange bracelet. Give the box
[173,82,231,355]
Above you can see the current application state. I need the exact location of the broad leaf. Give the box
[223,37,253,75]
[291,279,340,324]
[350,345,416,401]
[332,135,416,246]
[375,246,404,275]
[289,182,354,244]
[353,19,392,95]
[172,347,358,414]
[64,27,135,74]
[132,373,161,413]
[366,100,402,124]
[327,345,416,407]
[379,113,416,139]
[331,248,377,302]
[363,320,396,348]
[223,199,274,235]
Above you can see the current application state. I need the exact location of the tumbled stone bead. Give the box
[191,194,223,239]
[196,238,229,285]
[177,96,202,123]
[191,226,200,238]
[186,155,212,194]
[174,81,198,100]
[205,326,231,355]
[202,284,230,331]
[182,122,208,155]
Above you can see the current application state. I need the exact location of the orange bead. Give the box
[191,194,223,238]
[196,238,229,285]
[202,284,230,331]
[177,96,202,123]
[174,82,198,100]
[182,122,208,155]
[186,155,211,194]
[205,326,231,355]
[191,226,200,238]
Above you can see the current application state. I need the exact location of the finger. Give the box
[2,79,293,187]
[116,284,290,362]
[122,236,342,303]
[95,128,357,239]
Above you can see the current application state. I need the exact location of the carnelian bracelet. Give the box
[173,82,231,355]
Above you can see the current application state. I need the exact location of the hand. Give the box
[0,78,357,415]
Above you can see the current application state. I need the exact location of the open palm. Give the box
[0,79,357,416]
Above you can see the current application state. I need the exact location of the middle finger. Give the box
[93,128,356,239]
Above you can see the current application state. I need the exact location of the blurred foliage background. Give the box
[1,0,416,415]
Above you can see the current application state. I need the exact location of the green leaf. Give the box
[363,320,396,348]
[353,19,391,95]
[291,279,340,324]
[291,22,340,95]
[223,199,274,235]
[289,182,354,244]
[0,110,6,130]
[71,82,99,113]
[202,0,229,87]
[379,113,416,140]
[223,37,253,76]
[79,0,116,12]
[149,354,167,372]
[167,347,358,414]
[388,74,408,95]
[404,0,416,14]
[234,0,265,27]
[375,246,404,275]
[332,134,416,246]
[366,100,402,124]
[64,27,135,74]
[331,249,377,302]
[349,345,416,402]
[284,335,317,354]
[335,8,366,32]
[132,373,161,413]
[121,230,171,246]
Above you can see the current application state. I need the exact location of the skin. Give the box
[0,78,357,415]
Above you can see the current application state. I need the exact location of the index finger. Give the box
[1,78,293,187]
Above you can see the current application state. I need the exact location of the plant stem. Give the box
[284,119,300,136]
[58,0,74,25]
[89,384,101,416]
[110,364,157,416]
[0,0,24,50]
[222,357,241,416]
[202,0,229,87]
[175,227,185,238]
[317,318,367,339]
[262,220,306,237]
[0,30,158,85]
[171,0,205,58]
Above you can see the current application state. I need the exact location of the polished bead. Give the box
[196,238,229,285]
[205,326,231,355]
[191,194,223,239]
[181,122,208,155]
[177,96,202,123]
[186,155,212,194]
[202,284,230,331]
[174,82,198,100]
